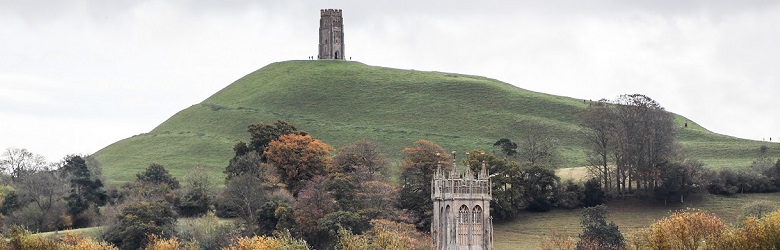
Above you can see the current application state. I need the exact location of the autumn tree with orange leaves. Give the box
[264,134,333,195]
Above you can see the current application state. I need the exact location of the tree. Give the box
[520,165,559,212]
[330,139,388,178]
[1,147,48,181]
[5,170,70,231]
[246,120,302,158]
[355,180,398,220]
[256,201,283,236]
[577,205,624,250]
[224,152,264,180]
[264,134,332,195]
[463,150,523,220]
[317,211,370,249]
[582,178,605,207]
[555,180,584,209]
[233,141,250,158]
[136,164,180,189]
[582,94,679,197]
[612,94,678,195]
[582,99,617,196]
[328,140,391,215]
[328,174,359,212]
[293,176,337,246]
[219,166,278,223]
[518,127,560,167]
[103,201,178,250]
[397,140,452,230]
[14,170,67,212]
[176,167,216,217]
[493,138,518,157]
[60,155,107,227]
[655,159,706,204]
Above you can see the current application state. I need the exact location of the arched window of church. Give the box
[473,205,483,224]
[458,205,469,245]
[473,205,483,245]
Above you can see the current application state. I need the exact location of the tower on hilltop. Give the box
[318,9,345,60]
[432,153,494,250]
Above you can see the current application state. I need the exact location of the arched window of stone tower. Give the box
[458,205,469,246]
[473,205,483,245]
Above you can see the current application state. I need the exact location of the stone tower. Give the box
[432,155,493,250]
[318,9,345,60]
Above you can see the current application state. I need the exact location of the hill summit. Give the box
[93,60,777,184]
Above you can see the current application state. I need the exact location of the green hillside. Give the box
[93,60,780,185]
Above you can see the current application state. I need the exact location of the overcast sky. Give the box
[1,0,779,161]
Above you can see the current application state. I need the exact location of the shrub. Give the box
[336,219,432,250]
[738,200,778,223]
[540,231,575,250]
[708,169,776,195]
[136,164,180,189]
[577,205,623,250]
[628,209,725,250]
[176,187,211,217]
[103,201,177,250]
[582,178,605,207]
[176,211,239,250]
[528,198,554,212]
[145,235,196,250]
[317,211,371,249]
[555,180,584,209]
[365,219,432,250]
[710,210,780,249]
[222,230,309,250]
[59,233,118,250]
[2,225,59,250]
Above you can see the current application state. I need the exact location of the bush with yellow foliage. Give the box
[628,209,726,250]
[221,230,309,250]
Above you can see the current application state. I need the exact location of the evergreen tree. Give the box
[60,155,107,227]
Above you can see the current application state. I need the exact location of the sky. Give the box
[1,0,779,161]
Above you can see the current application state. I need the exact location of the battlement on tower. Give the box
[321,9,342,16]
[431,155,492,201]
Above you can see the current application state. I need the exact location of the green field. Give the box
[493,193,780,249]
[93,60,780,185]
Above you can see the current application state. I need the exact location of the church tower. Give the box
[432,154,494,250]
[318,9,345,60]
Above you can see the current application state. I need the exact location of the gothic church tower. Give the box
[318,9,345,60]
[432,156,494,250]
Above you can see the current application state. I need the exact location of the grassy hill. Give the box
[93,60,780,185]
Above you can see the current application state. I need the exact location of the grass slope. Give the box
[93,60,780,185]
